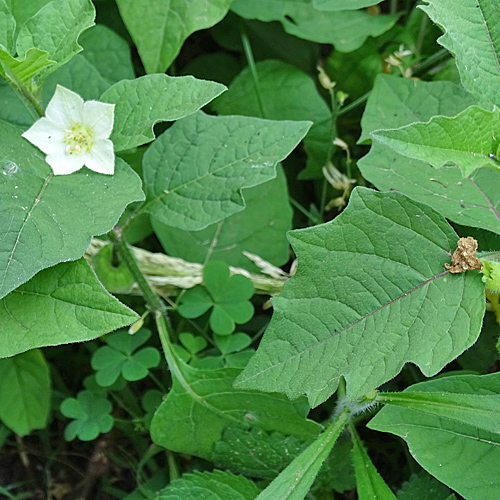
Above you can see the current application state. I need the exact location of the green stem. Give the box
[240,23,265,119]
[416,12,429,56]
[390,0,398,14]
[412,48,450,76]
[167,450,180,481]
[289,196,322,225]
[108,226,166,315]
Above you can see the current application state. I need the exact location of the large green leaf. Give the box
[313,0,383,9]
[0,259,138,358]
[358,75,500,235]
[369,373,500,500]
[150,351,321,460]
[0,349,50,435]
[157,470,260,500]
[350,428,398,500]
[142,111,311,231]
[100,74,226,151]
[231,0,398,52]
[16,0,95,77]
[372,106,500,177]
[212,59,332,179]
[254,410,350,500]
[235,188,485,406]
[359,75,475,144]
[359,144,500,236]
[0,119,144,299]
[0,0,15,53]
[116,0,232,74]
[420,0,500,108]
[153,165,292,272]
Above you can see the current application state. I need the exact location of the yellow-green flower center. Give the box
[63,123,94,155]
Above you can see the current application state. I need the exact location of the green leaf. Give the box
[7,0,52,29]
[313,0,384,10]
[0,259,139,358]
[178,261,254,335]
[100,74,226,151]
[0,47,54,85]
[0,350,50,436]
[372,106,500,177]
[212,59,332,179]
[157,470,259,500]
[150,351,322,460]
[378,389,500,436]
[143,111,311,231]
[213,426,308,478]
[359,74,475,144]
[231,0,399,52]
[369,373,500,500]
[358,77,500,234]
[350,427,398,500]
[0,117,144,299]
[213,425,354,492]
[60,390,114,441]
[214,333,252,355]
[397,472,454,500]
[16,0,95,77]
[79,24,134,84]
[180,333,208,355]
[42,53,109,102]
[254,410,350,500]
[42,24,135,102]
[235,188,485,406]
[0,81,34,127]
[359,145,500,235]
[153,165,293,272]
[0,0,15,54]
[116,0,233,74]
[420,0,500,108]
[91,329,160,386]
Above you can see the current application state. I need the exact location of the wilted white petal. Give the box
[84,139,115,175]
[46,153,85,175]
[22,118,66,155]
[83,100,115,138]
[45,85,84,127]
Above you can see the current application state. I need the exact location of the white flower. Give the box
[22,85,115,175]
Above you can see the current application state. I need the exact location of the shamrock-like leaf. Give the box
[60,390,114,441]
[22,85,115,175]
[178,261,254,335]
[91,328,161,387]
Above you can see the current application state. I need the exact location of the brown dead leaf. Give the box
[445,237,483,273]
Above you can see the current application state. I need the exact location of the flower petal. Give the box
[46,152,85,175]
[45,85,84,127]
[84,139,115,175]
[83,101,115,138]
[22,118,66,155]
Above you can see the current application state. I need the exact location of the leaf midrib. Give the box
[0,173,53,296]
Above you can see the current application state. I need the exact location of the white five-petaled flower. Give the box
[22,85,115,175]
